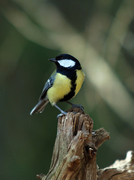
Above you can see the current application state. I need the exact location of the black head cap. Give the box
[49,54,82,70]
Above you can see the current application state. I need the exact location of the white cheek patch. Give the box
[58,59,76,68]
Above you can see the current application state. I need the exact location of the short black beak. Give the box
[49,58,56,63]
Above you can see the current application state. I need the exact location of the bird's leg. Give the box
[66,101,84,111]
[54,104,67,118]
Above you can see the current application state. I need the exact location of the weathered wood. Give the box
[36,108,110,180]
[36,107,134,180]
[97,150,134,180]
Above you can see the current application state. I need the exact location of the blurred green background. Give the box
[0,0,134,179]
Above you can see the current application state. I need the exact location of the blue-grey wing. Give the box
[39,71,56,100]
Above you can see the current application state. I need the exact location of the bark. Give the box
[36,107,134,180]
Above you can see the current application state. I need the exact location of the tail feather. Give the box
[30,98,49,115]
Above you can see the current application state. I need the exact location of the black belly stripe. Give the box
[60,70,77,102]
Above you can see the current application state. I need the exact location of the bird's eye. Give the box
[58,59,76,68]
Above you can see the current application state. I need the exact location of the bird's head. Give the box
[49,54,82,71]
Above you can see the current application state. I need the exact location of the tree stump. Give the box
[36,108,134,180]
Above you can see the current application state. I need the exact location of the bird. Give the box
[30,54,85,116]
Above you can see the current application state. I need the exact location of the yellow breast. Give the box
[47,73,71,105]
[75,70,85,96]
[47,70,85,106]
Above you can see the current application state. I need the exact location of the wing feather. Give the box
[30,71,56,115]
[39,71,56,100]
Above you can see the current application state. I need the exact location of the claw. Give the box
[72,104,84,111]
[66,101,84,111]
[57,113,65,118]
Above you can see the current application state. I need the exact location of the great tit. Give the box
[30,54,85,116]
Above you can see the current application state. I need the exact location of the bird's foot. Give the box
[71,104,84,111]
[54,104,68,118]
[66,101,84,112]
[57,111,67,118]
[57,111,78,118]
